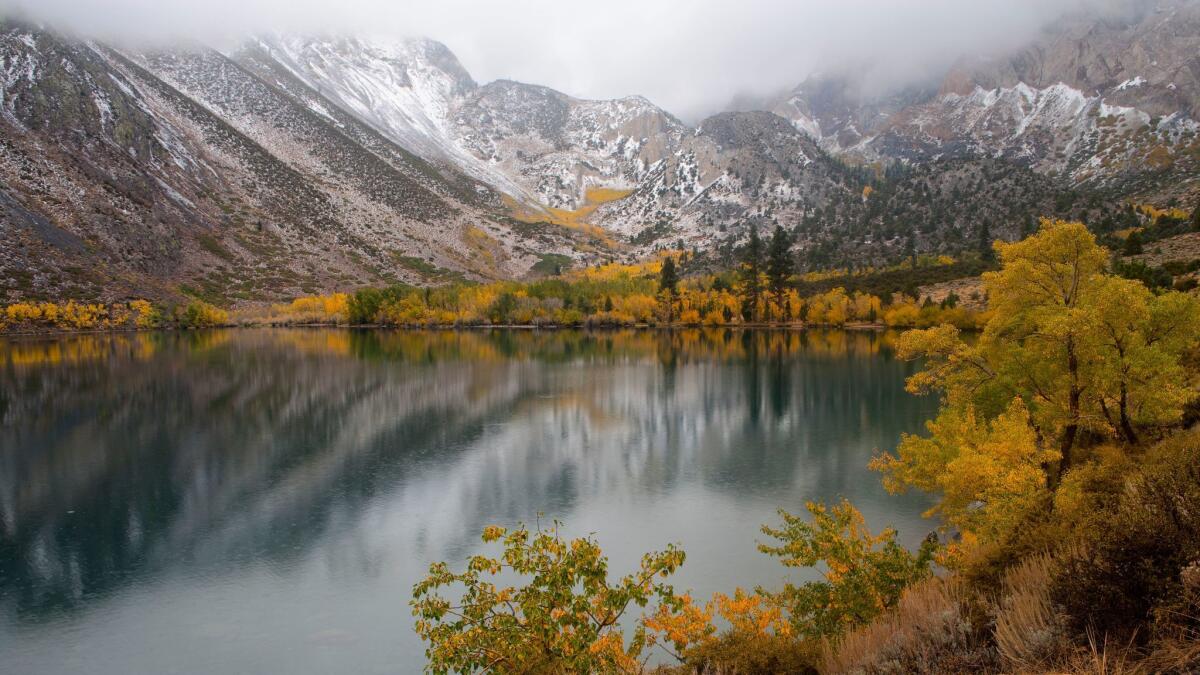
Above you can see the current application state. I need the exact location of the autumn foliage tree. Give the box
[876,219,1200,553]
[871,398,1057,554]
[895,221,1199,480]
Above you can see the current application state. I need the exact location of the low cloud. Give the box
[3,0,1140,122]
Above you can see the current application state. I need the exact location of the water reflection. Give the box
[0,328,937,674]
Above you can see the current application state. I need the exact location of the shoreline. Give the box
[0,321,896,338]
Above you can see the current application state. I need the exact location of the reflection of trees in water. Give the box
[0,331,524,620]
[0,328,933,623]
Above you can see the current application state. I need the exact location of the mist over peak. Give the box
[1,0,1151,122]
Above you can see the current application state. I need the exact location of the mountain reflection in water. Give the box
[0,328,938,675]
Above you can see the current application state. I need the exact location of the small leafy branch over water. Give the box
[412,522,687,674]
[412,220,1200,674]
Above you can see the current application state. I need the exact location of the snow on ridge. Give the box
[789,112,822,141]
[1115,76,1147,91]
[247,33,532,199]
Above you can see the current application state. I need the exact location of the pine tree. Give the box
[739,225,764,322]
[766,225,794,322]
[1123,230,1144,256]
[658,256,679,324]
[979,220,996,262]
[659,257,678,296]
[904,236,917,269]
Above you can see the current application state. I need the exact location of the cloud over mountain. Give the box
[2,0,1140,121]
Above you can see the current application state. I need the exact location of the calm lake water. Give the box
[0,328,938,674]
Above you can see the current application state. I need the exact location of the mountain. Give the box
[3,2,1200,303]
[770,0,1200,196]
[0,24,589,303]
[239,34,689,211]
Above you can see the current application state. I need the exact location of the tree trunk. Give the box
[1119,383,1139,445]
[1054,338,1082,488]
[1055,423,1077,489]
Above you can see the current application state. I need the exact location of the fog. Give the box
[2,0,1142,121]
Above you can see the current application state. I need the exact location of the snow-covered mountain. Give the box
[225,5,1200,254]
[237,34,688,211]
[218,34,868,252]
[3,0,1200,301]
[770,0,1200,194]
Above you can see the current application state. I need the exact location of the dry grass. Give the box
[1060,629,1140,675]
[821,576,975,674]
[994,553,1069,671]
[1056,627,1200,674]
[1134,637,1200,674]
[916,277,987,311]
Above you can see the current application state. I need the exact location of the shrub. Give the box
[179,301,229,328]
[275,293,349,324]
[758,499,939,640]
[128,299,163,328]
[1123,230,1144,255]
[652,589,818,674]
[1113,260,1173,291]
[822,576,990,674]
[1052,430,1200,644]
[994,554,1070,671]
[347,288,385,324]
[679,630,817,674]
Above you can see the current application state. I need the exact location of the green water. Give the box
[0,328,938,674]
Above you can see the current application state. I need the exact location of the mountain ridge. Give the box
[2,4,1199,302]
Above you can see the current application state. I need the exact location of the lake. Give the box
[0,328,938,674]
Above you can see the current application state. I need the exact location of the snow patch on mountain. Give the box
[1116,76,1147,91]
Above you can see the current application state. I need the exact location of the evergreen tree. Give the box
[1123,230,1144,256]
[738,225,764,322]
[658,256,679,323]
[659,256,679,296]
[904,236,918,269]
[979,220,996,262]
[766,225,794,322]
[1019,215,1035,241]
[1192,204,1200,231]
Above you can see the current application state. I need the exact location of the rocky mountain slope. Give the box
[0,24,587,302]
[770,0,1200,196]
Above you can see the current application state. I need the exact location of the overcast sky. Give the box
[4,0,1136,121]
